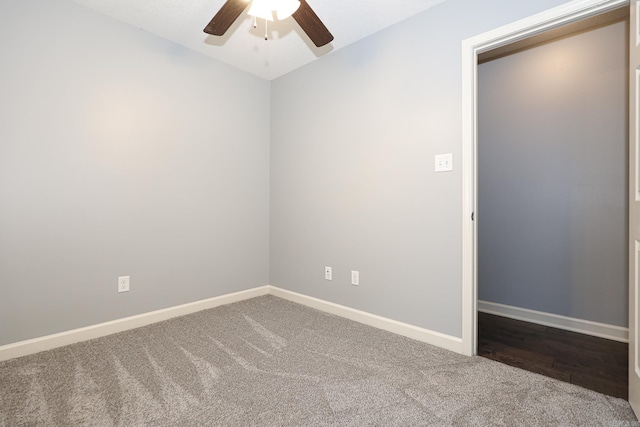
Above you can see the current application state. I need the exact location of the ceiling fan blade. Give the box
[203,0,249,36]
[292,0,334,47]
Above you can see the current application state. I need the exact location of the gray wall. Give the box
[270,0,572,338]
[0,0,270,346]
[477,21,628,326]
[1,0,609,347]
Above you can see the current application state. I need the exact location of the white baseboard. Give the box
[269,286,464,354]
[0,286,270,362]
[478,300,629,343]
[0,285,465,362]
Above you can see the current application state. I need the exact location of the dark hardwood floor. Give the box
[478,312,628,399]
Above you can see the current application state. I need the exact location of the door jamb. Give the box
[460,0,629,357]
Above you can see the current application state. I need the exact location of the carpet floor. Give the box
[0,295,638,426]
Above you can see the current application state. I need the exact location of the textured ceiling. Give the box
[72,0,448,80]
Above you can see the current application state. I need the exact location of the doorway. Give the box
[475,8,629,397]
[461,0,631,358]
[460,0,635,400]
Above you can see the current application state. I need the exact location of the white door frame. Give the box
[460,0,629,357]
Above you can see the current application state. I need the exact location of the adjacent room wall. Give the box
[0,0,270,346]
[477,20,628,326]
[270,0,571,338]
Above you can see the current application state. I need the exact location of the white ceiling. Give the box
[72,0,448,80]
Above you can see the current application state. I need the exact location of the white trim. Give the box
[461,0,629,357]
[0,286,270,362]
[269,286,464,354]
[478,300,629,343]
[0,285,465,362]
[635,240,640,376]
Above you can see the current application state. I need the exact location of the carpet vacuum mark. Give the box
[0,295,638,426]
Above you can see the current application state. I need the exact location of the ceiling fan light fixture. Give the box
[247,0,300,22]
[276,0,300,20]
[247,0,274,21]
[204,0,333,48]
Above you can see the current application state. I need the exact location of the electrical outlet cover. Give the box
[351,271,359,286]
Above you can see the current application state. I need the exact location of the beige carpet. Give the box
[0,295,638,426]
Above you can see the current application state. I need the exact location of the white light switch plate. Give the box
[435,153,453,172]
[118,276,130,293]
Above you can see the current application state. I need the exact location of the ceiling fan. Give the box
[203,0,334,47]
